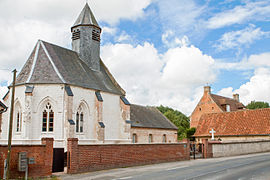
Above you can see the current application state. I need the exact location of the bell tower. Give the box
[71,3,101,71]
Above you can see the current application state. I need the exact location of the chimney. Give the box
[233,94,239,102]
[204,86,211,94]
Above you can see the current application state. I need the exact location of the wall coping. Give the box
[77,143,187,147]
[210,140,270,145]
[0,144,46,147]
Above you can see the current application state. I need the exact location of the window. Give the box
[149,134,153,143]
[72,29,80,40]
[76,106,84,133]
[132,133,137,143]
[162,134,166,143]
[16,112,22,132]
[42,102,54,132]
[92,29,100,42]
[226,104,230,112]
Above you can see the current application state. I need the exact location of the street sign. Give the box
[18,152,27,172]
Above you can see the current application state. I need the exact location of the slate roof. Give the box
[73,3,99,28]
[130,104,178,130]
[210,94,245,112]
[194,108,270,137]
[16,40,125,95]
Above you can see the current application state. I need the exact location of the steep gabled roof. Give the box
[210,94,245,112]
[16,40,125,95]
[130,104,178,130]
[73,3,99,28]
[194,108,270,137]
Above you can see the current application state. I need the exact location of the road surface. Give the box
[60,152,270,180]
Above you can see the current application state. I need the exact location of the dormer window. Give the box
[72,29,80,40]
[226,104,230,112]
[92,29,100,42]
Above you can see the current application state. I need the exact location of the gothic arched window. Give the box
[76,105,84,133]
[42,102,54,132]
[16,112,22,132]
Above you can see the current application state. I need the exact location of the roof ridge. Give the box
[40,40,75,53]
[40,41,66,83]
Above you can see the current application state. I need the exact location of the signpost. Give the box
[17,152,35,180]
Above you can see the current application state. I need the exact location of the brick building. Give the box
[190,86,245,128]
[194,108,270,142]
[130,104,178,143]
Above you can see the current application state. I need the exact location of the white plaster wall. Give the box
[102,92,120,141]
[102,92,129,143]
[1,85,25,141]
[1,84,65,148]
[71,86,97,142]
[0,84,130,147]
[212,141,270,157]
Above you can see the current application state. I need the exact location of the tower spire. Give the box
[71,3,101,71]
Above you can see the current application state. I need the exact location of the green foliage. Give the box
[186,127,196,139]
[246,101,270,109]
[156,105,190,140]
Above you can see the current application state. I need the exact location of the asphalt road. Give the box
[60,152,270,180]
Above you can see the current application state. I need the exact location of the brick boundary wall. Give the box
[67,138,190,174]
[0,138,53,179]
[202,139,270,158]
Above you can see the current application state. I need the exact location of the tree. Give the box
[156,105,190,140]
[186,127,196,140]
[246,101,270,110]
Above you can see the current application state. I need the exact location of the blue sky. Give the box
[0,0,270,115]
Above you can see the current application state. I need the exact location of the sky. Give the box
[0,0,270,116]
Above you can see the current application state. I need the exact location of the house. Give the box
[190,86,245,128]
[194,108,270,142]
[0,3,177,148]
[130,104,178,143]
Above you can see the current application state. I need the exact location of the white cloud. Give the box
[162,31,190,48]
[0,70,13,99]
[215,52,270,71]
[156,0,205,38]
[92,0,152,25]
[116,32,132,43]
[218,68,270,105]
[207,1,270,29]
[101,42,216,115]
[214,25,270,51]
[0,0,152,99]
[102,27,117,35]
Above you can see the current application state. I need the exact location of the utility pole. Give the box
[5,69,17,180]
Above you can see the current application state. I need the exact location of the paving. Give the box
[57,152,270,180]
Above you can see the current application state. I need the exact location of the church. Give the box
[0,3,177,148]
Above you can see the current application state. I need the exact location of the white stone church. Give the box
[0,4,178,149]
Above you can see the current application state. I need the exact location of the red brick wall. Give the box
[0,138,53,179]
[190,92,222,128]
[67,138,189,174]
[202,139,213,158]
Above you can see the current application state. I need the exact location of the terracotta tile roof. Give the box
[194,108,270,137]
[210,94,245,112]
